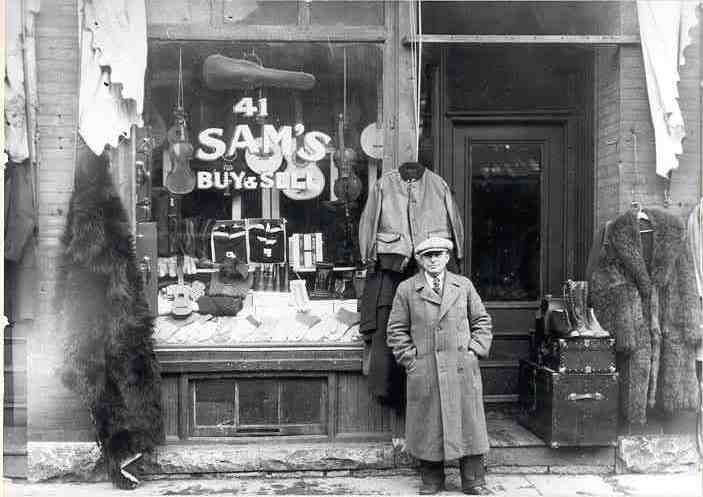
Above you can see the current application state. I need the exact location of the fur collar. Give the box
[608,208,685,298]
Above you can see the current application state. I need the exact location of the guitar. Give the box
[165,49,196,196]
[171,261,192,319]
[244,87,283,175]
[282,93,325,201]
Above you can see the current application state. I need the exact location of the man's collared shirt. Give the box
[424,270,445,295]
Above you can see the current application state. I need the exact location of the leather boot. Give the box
[563,280,588,337]
[586,307,610,337]
[460,455,489,495]
[418,460,445,495]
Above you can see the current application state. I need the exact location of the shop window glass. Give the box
[223,1,298,25]
[194,379,235,426]
[192,378,325,436]
[144,41,381,345]
[471,142,541,301]
[238,379,279,425]
[309,1,384,26]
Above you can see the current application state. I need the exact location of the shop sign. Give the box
[194,97,332,192]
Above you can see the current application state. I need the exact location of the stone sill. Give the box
[26,434,697,483]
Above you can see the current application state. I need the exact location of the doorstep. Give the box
[25,413,617,483]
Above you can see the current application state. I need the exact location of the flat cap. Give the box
[415,237,453,256]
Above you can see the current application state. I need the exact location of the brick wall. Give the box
[595,47,622,240]
[30,0,94,441]
[595,10,701,225]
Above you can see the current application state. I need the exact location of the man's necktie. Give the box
[432,275,441,295]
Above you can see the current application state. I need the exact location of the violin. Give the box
[330,113,362,266]
[332,113,362,203]
[165,107,196,195]
[165,49,196,196]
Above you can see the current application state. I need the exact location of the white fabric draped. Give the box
[5,0,41,163]
[637,1,700,178]
[78,0,147,155]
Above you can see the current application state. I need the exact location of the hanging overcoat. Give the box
[589,208,702,425]
[387,271,492,461]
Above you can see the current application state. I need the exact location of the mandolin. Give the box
[165,48,196,196]
[282,93,325,201]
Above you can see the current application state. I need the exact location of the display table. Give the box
[154,292,362,346]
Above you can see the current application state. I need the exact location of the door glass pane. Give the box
[194,380,235,426]
[238,379,278,425]
[471,142,541,301]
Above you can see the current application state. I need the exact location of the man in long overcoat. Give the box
[387,237,492,495]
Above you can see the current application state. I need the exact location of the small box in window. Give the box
[288,233,324,271]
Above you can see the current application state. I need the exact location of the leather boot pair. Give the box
[460,455,490,495]
[418,460,445,495]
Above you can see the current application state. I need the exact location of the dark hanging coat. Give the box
[55,162,164,484]
[386,272,492,461]
[589,208,702,425]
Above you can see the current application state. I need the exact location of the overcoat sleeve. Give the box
[359,180,382,264]
[467,280,492,359]
[444,184,465,261]
[386,283,417,370]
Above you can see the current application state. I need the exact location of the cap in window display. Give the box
[415,237,453,256]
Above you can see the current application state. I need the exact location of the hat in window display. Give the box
[415,237,453,256]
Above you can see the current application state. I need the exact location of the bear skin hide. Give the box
[55,161,164,488]
[590,208,702,426]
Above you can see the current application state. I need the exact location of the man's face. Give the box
[417,250,450,276]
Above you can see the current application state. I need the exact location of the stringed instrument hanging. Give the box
[242,51,284,176]
[331,47,362,266]
[332,47,362,204]
[282,92,325,201]
[165,48,196,196]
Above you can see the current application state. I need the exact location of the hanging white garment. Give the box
[78,0,147,155]
[4,1,40,162]
[637,1,700,178]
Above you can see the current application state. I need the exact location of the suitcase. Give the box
[540,337,616,374]
[518,360,618,448]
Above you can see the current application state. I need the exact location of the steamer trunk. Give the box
[519,360,618,448]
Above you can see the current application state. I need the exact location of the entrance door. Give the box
[452,123,566,403]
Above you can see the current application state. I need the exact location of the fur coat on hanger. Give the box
[589,208,702,426]
[55,159,163,488]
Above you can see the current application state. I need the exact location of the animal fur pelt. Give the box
[55,160,163,488]
[589,208,702,426]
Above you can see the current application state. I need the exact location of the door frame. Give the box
[440,111,591,291]
[451,119,566,301]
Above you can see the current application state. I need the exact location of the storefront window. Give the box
[192,377,326,436]
[471,142,541,301]
[309,1,384,26]
[143,41,381,345]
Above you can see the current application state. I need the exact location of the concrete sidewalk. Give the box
[4,472,702,497]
